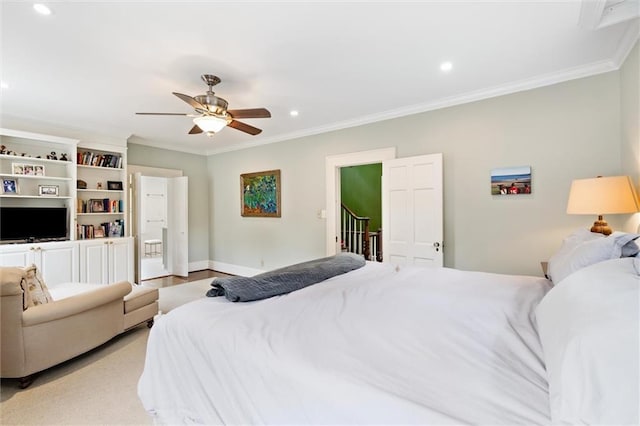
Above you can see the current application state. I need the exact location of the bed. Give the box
[138,230,639,425]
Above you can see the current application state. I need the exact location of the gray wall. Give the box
[620,41,639,232]
[209,68,632,277]
[127,140,210,266]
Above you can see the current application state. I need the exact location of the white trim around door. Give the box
[325,147,396,256]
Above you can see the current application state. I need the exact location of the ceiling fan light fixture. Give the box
[193,115,228,134]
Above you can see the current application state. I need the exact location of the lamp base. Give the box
[590,215,612,236]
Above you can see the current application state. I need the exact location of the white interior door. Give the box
[167,176,188,277]
[134,173,188,280]
[136,174,169,280]
[382,153,443,267]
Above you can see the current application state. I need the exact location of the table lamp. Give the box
[566,175,640,235]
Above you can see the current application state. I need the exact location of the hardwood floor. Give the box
[141,269,233,288]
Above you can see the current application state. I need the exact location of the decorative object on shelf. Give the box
[240,169,281,217]
[46,151,57,160]
[11,163,45,176]
[0,145,5,154]
[59,153,69,161]
[566,175,640,235]
[97,182,103,190]
[94,229,105,238]
[38,185,59,196]
[89,199,105,212]
[12,163,25,175]
[107,180,123,190]
[2,178,18,194]
[77,180,87,189]
[491,166,532,195]
[107,220,124,237]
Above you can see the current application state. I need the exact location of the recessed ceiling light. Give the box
[33,3,52,15]
[440,61,453,72]
[0,81,8,90]
[290,110,299,117]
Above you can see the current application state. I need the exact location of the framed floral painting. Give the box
[240,169,281,217]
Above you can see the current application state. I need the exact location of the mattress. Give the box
[138,261,552,424]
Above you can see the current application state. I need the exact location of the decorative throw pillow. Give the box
[16,271,33,310]
[22,264,53,307]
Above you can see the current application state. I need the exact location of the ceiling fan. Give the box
[136,74,271,137]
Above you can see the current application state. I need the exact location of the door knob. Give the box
[433,241,441,252]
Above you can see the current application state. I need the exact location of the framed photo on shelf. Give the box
[94,229,105,238]
[12,163,25,175]
[240,169,281,217]
[23,164,35,176]
[108,222,122,237]
[2,178,18,194]
[11,162,45,176]
[89,199,105,212]
[38,184,59,196]
[107,180,123,191]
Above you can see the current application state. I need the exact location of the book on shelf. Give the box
[76,219,124,239]
[80,198,122,213]
[77,151,122,168]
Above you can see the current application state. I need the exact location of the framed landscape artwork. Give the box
[491,166,532,195]
[240,169,281,217]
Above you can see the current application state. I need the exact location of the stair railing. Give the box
[341,203,384,262]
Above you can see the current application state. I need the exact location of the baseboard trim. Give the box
[208,260,264,277]
[188,260,210,272]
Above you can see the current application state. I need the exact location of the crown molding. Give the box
[205,58,621,156]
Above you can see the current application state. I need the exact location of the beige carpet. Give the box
[0,279,213,425]
[0,326,151,425]
[157,277,212,313]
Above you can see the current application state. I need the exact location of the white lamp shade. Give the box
[193,115,228,133]
[566,175,640,215]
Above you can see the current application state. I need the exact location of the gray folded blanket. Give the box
[206,252,366,302]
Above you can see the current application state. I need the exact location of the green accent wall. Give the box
[340,163,382,231]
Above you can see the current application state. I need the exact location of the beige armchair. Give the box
[0,267,132,388]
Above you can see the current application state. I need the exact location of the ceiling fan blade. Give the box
[228,120,262,135]
[136,112,188,116]
[173,92,206,111]
[227,108,271,119]
[188,124,203,134]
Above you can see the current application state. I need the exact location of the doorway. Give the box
[325,148,396,256]
[128,165,189,282]
[325,149,443,267]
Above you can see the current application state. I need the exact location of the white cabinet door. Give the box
[80,240,110,284]
[0,244,34,267]
[38,242,79,287]
[109,238,133,283]
[0,241,79,288]
[80,237,133,284]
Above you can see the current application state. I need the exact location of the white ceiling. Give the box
[1,1,638,155]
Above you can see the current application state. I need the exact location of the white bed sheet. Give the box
[138,262,552,425]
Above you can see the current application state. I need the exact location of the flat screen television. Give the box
[0,207,68,243]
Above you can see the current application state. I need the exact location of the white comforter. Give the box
[138,262,552,425]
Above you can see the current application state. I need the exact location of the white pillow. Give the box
[547,231,639,284]
[536,258,639,425]
[546,229,603,283]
